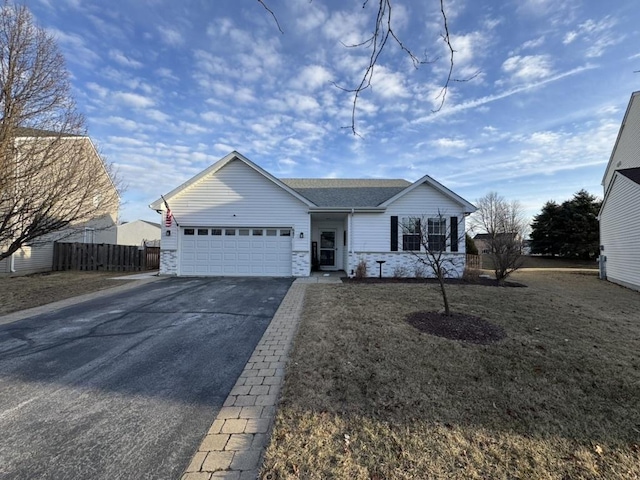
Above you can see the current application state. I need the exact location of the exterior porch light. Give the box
[299,231,304,239]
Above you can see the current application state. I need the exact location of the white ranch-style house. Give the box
[150,152,476,278]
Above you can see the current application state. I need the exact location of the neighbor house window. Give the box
[427,218,446,251]
[402,217,420,251]
[83,227,95,244]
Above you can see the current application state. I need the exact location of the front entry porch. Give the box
[310,212,349,273]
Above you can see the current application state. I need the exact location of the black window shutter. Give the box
[391,216,398,251]
[450,216,458,252]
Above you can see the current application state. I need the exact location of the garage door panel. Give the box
[180,227,292,277]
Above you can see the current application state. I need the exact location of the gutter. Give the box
[308,206,386,213]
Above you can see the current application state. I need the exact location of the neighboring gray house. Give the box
[599,91,640,291]
[150,151,476,277]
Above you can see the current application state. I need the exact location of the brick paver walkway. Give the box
[180,280,311,480]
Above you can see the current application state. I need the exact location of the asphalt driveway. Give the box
[0,276,293,480]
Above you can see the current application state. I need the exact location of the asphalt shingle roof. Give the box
[14,127,83,137]
[281,178,411,207]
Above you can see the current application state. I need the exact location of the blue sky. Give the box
[27,0,640,223]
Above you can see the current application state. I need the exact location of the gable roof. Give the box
[281,178,410,207]
[150,151,476,213]
[380,173,476,213]
[601,91,640,186]
[149,151,316,210]
[618,167,640,185]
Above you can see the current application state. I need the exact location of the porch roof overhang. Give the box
[308,206,386,213]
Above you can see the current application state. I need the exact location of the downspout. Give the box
[10,252,15,273]
[349,208,354,276]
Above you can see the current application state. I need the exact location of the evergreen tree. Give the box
[530,190,601,259]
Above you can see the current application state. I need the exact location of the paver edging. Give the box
[181,281,308,480]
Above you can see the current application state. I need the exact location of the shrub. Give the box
[393,265,411,278]
[413,264,427,278]
[355,259,368,278]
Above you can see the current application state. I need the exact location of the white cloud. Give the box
[214,143,234,153]
[155,67,178,81]
[291,65,333,91]
[415,64,596,123]
[144,109,170,123]
[86,82,109,98]
[47,27,100,65]
[501,55,553,83]
[370,66,409,99]
[431,137,468,150]
[113,92,155,108]
[157,25,184,46]
[104,116,141,131]
[521,36,545,50]
[563,17,621,58]
[322,9,367,45]
[109,50,143,69]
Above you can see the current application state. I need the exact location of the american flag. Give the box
[165,208,172,228]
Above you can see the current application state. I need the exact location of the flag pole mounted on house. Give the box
[161,195,177,227]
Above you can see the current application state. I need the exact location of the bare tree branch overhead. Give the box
[257,0,283,34]
[258,1,477,135]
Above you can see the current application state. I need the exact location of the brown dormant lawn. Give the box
[261,270,640,479]
[0,271,138,315]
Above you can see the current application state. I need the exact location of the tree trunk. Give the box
[437,269,450,315]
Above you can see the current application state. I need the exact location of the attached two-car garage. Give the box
[180,227,292,276]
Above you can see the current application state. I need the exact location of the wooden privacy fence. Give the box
[466,254,482,270]
[53,243,160,272]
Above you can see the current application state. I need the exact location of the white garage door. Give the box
[180,227,292,276]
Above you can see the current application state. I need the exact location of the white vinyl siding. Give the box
[600,174,640,290]
[116,221,160,246]
[162,159,308,247]
[12,243,54,274]
[603,94,640,190]
[351,184,465,252]
[159,159,310,275]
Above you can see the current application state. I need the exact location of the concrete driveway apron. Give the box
[0,276,293,480]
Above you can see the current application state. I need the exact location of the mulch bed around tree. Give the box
[406,311,507,344]
[344,277,526,288]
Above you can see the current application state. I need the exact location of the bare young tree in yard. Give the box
[400,212,465,315]
[0,1,118,262]
[471,192,527,284]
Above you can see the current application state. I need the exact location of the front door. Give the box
[319,230,336,268]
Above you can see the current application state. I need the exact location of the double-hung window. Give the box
[427,218,446,252]
[401,217,420,251]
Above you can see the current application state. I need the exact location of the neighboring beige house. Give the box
[473,233,524,255]
[599,91,640,291]
[150,151,476,277]
[0,130,119,275]
[99,220,161,246]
